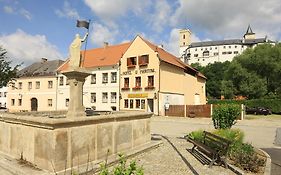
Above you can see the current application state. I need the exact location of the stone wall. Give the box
[0,112,152,173]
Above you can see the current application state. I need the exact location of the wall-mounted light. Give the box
[154,92,157,99]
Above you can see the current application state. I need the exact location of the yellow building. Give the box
[7,58,64,112]
[120,36,206,115]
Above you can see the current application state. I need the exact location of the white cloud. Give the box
[3,6,14,14]
[0,29,63,67]
[90,22,119,46]
[164,28,179,56]
[147,0,172,33]
[171,0,281,40]
[84,0,151,27]
[19,8,32,20]
[55,1,80,19]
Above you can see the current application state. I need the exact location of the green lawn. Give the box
[245,114,281,120]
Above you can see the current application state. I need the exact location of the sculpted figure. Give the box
[69,33,89,69]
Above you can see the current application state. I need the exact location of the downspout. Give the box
[157,53,161,116]
[55,73,58,111]
[118,61,121,111]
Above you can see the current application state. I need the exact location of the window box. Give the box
[145,86,155,90]
[121,87,130,90]
[139,63,148,67]
[132,87,142,90]
[127,65,136,68]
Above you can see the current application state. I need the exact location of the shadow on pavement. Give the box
[262,147,281,175]
[160,135,199,175]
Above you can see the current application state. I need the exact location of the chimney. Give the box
[103,42,109,48]
[41,58,48,63]
[158,44,164,49]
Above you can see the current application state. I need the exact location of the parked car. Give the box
[85,107,99,116]
[245,106,272,115]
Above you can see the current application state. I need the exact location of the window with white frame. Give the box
[91,93,96,103]
[48,99,52,107]
[59,77,64,86]
[111,92,117,103]
[102,73,108,83]
[65,98,69,107]
[91,74,96,84]
[48,81,53,88]
[36,81,40,89]
[28,82,32,89]
[102,92,108,103]
[111,72,117,83]
[18,82,22,89]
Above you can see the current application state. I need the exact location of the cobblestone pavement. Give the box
[128,136,235,175]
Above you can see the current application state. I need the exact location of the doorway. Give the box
[147,99,154,113]
[31,98,38,111]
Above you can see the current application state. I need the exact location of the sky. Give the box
[0,0,281,67]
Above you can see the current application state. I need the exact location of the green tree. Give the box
[0,46,19,87]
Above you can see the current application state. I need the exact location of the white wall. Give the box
[0,87,7,107]
[57,65,120,111]
[158,92,184,116]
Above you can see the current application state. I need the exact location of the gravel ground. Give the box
[126,136,235,175]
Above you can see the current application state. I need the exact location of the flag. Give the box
[76,20,89,29]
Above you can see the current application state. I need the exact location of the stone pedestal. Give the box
[61,69,91,118]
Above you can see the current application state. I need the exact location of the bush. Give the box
[208,99,281,114]
[187,129,265,173]
[212,104,241,129]
[100,154,144,175]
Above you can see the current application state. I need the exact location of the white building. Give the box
[179,25,275,66]
[57,42,130,111]
[0,87,7,107]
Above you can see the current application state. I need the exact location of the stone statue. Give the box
[69,33,89,69]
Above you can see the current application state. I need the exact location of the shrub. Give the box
[208,99,281,114]
[212,104,241,129]
[187,130,204,142]
[99,154,144,175]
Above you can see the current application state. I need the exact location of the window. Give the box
[59,77,64,86]
[228,51,232,54]
[18,99,22,106]
[234,51,239,54]
[203,51,209,57]
[183,42,185,45]
[215,47,217,49]
[148,76,154,87]
[66,78,69,85]
[111,92,117,103]
[222,52,227,55]
[102,92,108,103]
[91,93,96,103]
[4,92,6,97]
[210,47,212,50]
[136,99,140,109]
[223,46,226,49]
[102,73,108,83]
[130,99,133,109]
[138,55,149,66]
[229,46,231,49]
[111,72,117,83]
[183,34,185,39]
[135,77,141,87]
[201,48,203,51]
[195,48,197,51]
[235,45,237,48]
[124,99,128,108]
[141,100,145,109]
[111,106,117,111]
[91,74,96,84]
[214,52,219,56]
[48,99,52,107]
[65,98,69,107]
[194,54,198,57]
[18,82,22,89]
[11,99,15,106]
[28,82,32,89]
[36,81,40,89]
[124,78,129,88]
[48,81,53,88]
[127,57,137,67]
[0,92,2,97]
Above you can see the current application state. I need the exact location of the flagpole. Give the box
[82,19,90,67]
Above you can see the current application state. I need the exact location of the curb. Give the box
[259,148,271,175]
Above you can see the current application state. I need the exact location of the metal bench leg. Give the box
[208,155,216,168]
[191,145,196,152]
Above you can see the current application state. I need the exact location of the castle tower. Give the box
[179,29,192,59]
[243,25,256,40]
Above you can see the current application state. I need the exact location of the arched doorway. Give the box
[31,98,38,111]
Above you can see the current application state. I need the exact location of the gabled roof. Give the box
[18,59,64,77]
[140,36,206,79]
[58,42,131,71]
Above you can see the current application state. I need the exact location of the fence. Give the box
[165,104,244,119]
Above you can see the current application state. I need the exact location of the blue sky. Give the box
[0,0,281,67]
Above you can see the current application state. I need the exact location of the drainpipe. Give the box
[157,54,161,116]
[55,73,58,111]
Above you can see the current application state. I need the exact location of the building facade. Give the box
[180,25,275,66]
[7,58,64,112]
[120,36,206,116]
[57,42,130,111]
[0,87,7,108]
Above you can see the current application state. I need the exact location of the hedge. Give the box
[208,99,281,114]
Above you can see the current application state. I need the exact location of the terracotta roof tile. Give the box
[58,42,131,72]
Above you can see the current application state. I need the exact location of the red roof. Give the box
[58,42,131,71]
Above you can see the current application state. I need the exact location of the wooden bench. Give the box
[186,131,231,168]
